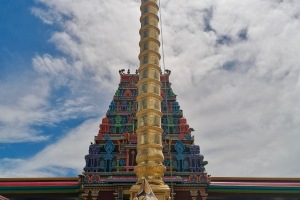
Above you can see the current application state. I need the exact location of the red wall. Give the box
[175,191,192,200]
[98,191,115,200]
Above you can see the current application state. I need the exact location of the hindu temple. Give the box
[80,68,210,200]
[1,0,300,200]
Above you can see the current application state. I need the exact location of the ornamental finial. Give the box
[133,179,158,200]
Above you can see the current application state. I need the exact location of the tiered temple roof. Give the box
[80,70,210,200]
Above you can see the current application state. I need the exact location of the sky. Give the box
[0,0,299,178]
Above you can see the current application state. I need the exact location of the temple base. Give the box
[130,183,170,200]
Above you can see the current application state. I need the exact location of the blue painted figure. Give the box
[104,135,115,172]
[188,145,204,173]
[175,140,186,172]
[84,143,101,172]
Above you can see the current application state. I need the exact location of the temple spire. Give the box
[131,0,170,199]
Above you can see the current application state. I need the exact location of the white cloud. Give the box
[0,73,51,143]
[0,119,99,177]
[31,7,61,25]
[32,0,141,82]
[159,0,300,176]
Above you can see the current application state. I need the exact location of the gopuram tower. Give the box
[79,1,210,200]
[130,0,170,199]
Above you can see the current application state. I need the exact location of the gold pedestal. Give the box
[130,183,170,200]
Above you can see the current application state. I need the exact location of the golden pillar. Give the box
[130,0,170,199]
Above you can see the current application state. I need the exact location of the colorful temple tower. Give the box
[80,0,210,199]
[80,70,210,200]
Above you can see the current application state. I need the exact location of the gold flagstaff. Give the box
[130,0,170,199]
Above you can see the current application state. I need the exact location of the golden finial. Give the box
[133,179,158,200]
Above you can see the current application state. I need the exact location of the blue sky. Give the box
[0,1,55,74]
[0,0,103,176]
[0,0,89,158]
[1,0,300,177]
[0,0,52,156]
